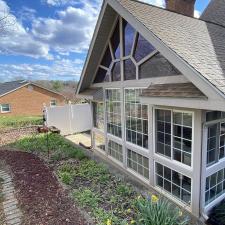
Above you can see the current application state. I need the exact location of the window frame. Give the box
[50,100,57,107]
[105,88,122,139]
[124,87,149,150]
[0,104,11,113]
[154,106,194,169]
[154,161,192,208]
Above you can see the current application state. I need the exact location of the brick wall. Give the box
[0,85,65,116]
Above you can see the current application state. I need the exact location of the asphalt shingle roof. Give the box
[201,0,225,27]
[0,80,29,97]
[117,0,225,95]
[141,83,206,98]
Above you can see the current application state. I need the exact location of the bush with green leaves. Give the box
[135,195,189,225]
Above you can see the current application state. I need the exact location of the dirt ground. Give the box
[0,150,88,225]
[0,127,37,146]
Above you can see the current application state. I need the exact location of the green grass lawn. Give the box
[0,116,42,129]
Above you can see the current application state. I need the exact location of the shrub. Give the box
[135,195,189,225]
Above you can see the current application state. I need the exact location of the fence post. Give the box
[68,102,73,134]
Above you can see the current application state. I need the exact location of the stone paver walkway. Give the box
[0,170,22,225]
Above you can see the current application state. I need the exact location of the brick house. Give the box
[76,0,225,219]
[0,80,65,116]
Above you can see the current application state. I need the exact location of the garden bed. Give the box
[8,133,204,225]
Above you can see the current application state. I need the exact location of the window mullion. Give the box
[216,123,220,163]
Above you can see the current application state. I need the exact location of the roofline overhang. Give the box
[76,0,108,95]
[0,82,66,99]
[140,96,225,111]
[77,0,225,105]
[0,83,29,98]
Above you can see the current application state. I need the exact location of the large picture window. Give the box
[156,109,193,167]
[156,162,192,205]
[125,89,148,149]
[205,168,225,205]
[93,102,104,131]
[106,89,122,138]
[127,149,149,179]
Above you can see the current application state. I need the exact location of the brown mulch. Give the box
[0,127,37,146]
[0,150,87,225]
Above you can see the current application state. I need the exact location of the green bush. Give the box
[135,195,189,225]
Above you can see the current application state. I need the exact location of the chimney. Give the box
[165,0,196,17]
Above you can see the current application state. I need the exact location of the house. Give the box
[76,0,225,219]
[0,80,65,116]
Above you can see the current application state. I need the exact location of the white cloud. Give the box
[0,0,51,59]
[32,4,98,54]
[142,0,165,7]
[0,58,84,82]
[194,9,201,18]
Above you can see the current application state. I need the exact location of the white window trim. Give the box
[153,106,194,170]
[0,104,11,113]
[154,161,192,211]
[124,87,149,151]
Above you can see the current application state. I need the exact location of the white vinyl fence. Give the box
[46,103,92,135]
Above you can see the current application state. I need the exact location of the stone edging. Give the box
[0,170,22,225]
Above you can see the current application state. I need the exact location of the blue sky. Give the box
[0,0,210,82]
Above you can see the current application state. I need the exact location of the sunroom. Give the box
[76,2,225,218]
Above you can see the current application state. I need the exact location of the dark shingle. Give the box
[0,80,29,97]
[201,0,225,27]
[141,83,207,98]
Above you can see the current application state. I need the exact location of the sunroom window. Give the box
[127,149,149,179]
[125,89,148,149]
[156,109,193,167]
[106,89,122,138]
[108,140,123,162]
[205,168,225,205]
[93,102,104,131]
[93,17,181,83]
[206,111,225,166]
[156,162,192,205]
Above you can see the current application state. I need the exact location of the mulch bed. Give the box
[0,127,37,146]
[0,150,88,225]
